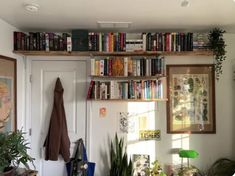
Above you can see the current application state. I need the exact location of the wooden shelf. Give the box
[13,50,213,57]
[87,98,168,102]
[90,75,166,80]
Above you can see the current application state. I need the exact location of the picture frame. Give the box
[0,55,17,132]
[166,64,215,134]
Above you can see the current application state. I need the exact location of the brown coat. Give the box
[44,78,70,162]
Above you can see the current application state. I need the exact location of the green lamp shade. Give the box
[179,150,199,159]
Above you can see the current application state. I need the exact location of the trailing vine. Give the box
[208,28,226,80]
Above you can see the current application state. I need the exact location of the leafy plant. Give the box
[207,158,235,176]
[145,160,166,176]
[177,165,203,176]
[0,130,35,173]
[208,28,226,80]
[109,134,133,176]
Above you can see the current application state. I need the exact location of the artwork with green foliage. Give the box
[208,28,226,80]
[109,134,133,176]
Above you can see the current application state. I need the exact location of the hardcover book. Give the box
[72,29,88,51]
[112,57,124,76]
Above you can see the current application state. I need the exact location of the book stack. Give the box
[125,33,143,51]
[193,33,209,50]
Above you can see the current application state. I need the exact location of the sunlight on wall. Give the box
[126,102,156,163]
[172,134,190,166]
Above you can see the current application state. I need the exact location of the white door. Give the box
[30,60,87,176]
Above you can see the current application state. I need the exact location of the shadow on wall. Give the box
[99,134,111,176]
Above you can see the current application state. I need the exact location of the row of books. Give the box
[91,56,165,77]
[88,32,126,52]
[87,32,209,52]
[14,31,209,52]
[13,32,71,51]
[143,32,194,52]
[87,80,163,100]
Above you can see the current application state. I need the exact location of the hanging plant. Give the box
[208,28,226,80]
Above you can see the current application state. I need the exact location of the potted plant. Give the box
[109,134,133,176]
[0,129,35,176]
[207,158,235,176]
[145,160,167,176]
[208,28,226,80]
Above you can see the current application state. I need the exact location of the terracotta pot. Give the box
[2,167,15,176]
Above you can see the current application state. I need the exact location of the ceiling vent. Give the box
[97,21,132,28]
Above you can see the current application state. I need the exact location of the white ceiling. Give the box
[0,0,235,33]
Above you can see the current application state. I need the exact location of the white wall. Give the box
[89,34,235,175]
[0,18,25,130]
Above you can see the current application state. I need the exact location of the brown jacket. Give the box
[44,78,70,162]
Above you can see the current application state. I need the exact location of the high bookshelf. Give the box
[13,50,212,57]
[13,30,212,57]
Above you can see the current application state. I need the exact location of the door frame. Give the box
[24,56,92,165]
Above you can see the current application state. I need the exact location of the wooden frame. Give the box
[166,64,215,134]
[0,55,17,132]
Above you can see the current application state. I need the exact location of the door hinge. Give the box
[29,74,32,83]
[29,128,32,136]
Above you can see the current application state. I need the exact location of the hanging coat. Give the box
[44,78,70,162]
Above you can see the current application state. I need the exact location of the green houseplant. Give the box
[0,130,35,175]
[145,160,167,176]
[207,158,235,176]
[208,28,226,80]
[109,134,133,176]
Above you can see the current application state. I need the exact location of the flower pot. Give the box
[2,167,15,176]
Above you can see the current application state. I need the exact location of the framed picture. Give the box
[166,65,215,134]
[0,55,17,132]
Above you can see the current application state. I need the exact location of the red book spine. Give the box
[166,33,170,51]
[120,33,123,51]
[87,80,95,99]
[108,59,112,76]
